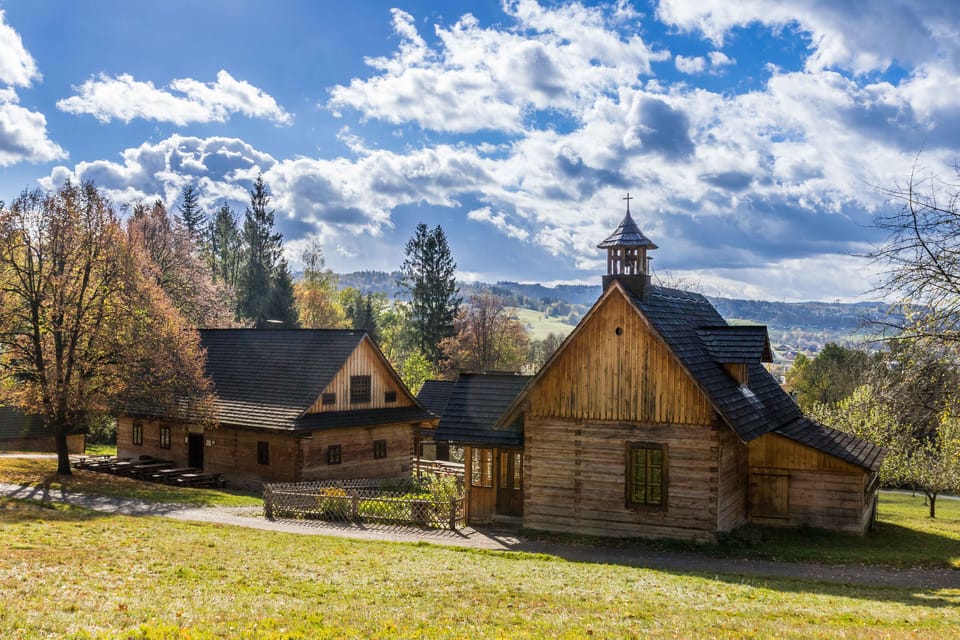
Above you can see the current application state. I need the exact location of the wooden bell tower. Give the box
[598,193,657,295]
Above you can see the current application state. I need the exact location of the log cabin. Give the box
[117,329,433,490]
[0,406,85,454]
[433,203,884,540]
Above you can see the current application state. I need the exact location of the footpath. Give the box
[2,479,958,591]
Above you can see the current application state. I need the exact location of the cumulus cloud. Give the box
[675,55,706,74]
[57,69,293,126]
[0,11,66,165]
[328,0,668,133]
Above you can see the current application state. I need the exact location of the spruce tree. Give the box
[207,202,242,289]
[239,175,297,327]
[398,223,461,365]
[177,183,205,238]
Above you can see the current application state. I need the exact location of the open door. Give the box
[496,450,523,517]
[188,433,204,470]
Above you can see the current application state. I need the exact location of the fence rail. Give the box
[263,477,464,530]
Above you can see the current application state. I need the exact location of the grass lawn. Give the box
[83,443,117,457]
[508,306,574,341]
[0,457,261,508]
[0,498,957,639]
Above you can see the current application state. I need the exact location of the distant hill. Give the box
[334,271,898,352]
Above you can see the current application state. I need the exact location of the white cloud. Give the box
[467,206,529,240]
[0,10,39,87]
[0,90,66,166]
[57,70,293,126]
[708,51,734,67]
[328,1,667,133]
[675,55,706,74]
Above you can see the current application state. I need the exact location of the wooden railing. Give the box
[263,478,465,530]
[413,458,464,479]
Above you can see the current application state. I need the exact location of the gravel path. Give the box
[2,480,958,590]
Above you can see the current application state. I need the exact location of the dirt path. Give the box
[2,480,957,590]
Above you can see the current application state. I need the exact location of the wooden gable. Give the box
[525,286,716,426]
[306,336,415,414]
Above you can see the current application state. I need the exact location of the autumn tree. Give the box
[127,199,234,327]
[398,223,460,366]
[528,332,566,371]
[785,343,872,410]
[440,293,530,375]
[207,202,242,289]
[238,175,297,327]
[176,183,205,239]
[295,240,345,328]
[0,182,213,474]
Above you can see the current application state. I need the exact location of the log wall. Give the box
[716,426,748,531]
[526,292,716,426]
[0,434,84,454]
[307,338,414,414]
[748,433,873,534]
[523,417,724,542]
[117,416,189,464]
[298,423,413,482]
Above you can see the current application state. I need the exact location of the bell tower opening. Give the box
[598,193,658,296]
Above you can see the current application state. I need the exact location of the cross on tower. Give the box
[622,192,633,213]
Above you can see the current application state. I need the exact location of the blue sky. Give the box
[1,1,959,301]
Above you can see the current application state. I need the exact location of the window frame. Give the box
[350,375,372,404]
[257,441,270,466]
[373,439,387,459]
[471,448,494,488]
[132,421,143,446]
[321,392,336,406]
[625,442,667,509]
[327,444,342,465]
[159,425,171,450]
[384,390,397,403]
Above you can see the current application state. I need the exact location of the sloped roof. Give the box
[597,211,658,249]
[417,380,456,417]
[433,373,530,446]
[194,329,430,432]
[696,325,773,363]
[0,406,45,440]
[775,417,885,472]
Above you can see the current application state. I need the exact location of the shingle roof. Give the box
[416,380,456,417]
[0,406,45,441]
[597,211,658,249]
[433,373,531,446]
[191,329,426,433]
[625,283,881,470]
[696,326,773,363]
[199,329,364,430]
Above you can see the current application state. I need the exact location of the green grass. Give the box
[83,443,117,457]
[0,457,261,507]
[508,306,574,341]
[0,498,957,639]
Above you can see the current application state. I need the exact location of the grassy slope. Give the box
[1,498,958,639]
[507,306,575,341]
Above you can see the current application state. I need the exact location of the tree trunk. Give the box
[927,492,937,519]
[54,427,72,476]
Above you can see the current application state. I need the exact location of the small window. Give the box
[321,392,336,406]
[159,425,171,450]
[471,448,494,488]
[373,439,387,459]
[132,422,143,446]
[257,441,270,466]
[626,443,666,508]
[327,444,342,465]
[350,375,371,404]
[384,390,397,403]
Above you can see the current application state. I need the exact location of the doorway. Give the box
[496,450,523,517]
[188,433,204,470]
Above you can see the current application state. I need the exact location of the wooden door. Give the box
[750,471,789,519]
[188,433,204,470]
[496,450,523,517]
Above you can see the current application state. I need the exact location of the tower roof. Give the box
[597,209,658,249]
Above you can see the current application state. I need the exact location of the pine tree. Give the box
[177,183,205,238]
[398,223,461,365]
[207,202,242,289]
[238,175,297,327]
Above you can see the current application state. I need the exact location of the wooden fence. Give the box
[263,478,465,530]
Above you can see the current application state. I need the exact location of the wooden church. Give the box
[433,199,884,541]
